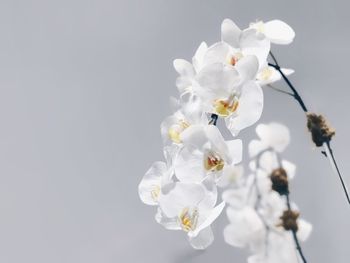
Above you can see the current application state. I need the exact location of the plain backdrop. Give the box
[0,0,349,262]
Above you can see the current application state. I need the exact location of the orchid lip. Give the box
[179,207,199,232]
[213,96,239,117]
[204,151,225,172]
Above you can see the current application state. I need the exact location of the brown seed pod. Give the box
[279,210,300,232]
[270,168,289,195]
[306,113,335,147]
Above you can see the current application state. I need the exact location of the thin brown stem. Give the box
[324,141,350,204]
[266,84,295,97]
[268,52,308,112]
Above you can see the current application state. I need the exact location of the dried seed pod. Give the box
[279,210,300,232]
[307,113,335,147]
[270,168,289,195]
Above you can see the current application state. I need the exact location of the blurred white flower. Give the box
[174,124,242,183]
[249,151,296,180]
[248,231,298,263]
[249,122,291,157]
[158,182,225,249]
[222,178,254,209]
[224,206,266,250]
[223,184,312,260]
[247,215,312,263]
[217,164,244,188]
[249,20,295,45]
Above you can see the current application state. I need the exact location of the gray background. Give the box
[0,0,349,262]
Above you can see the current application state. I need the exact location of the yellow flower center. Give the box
[179,207,199,232]
[204,152,225,172]
[214,98,239,117]
[168,120,190,143]
[150,185,161,201]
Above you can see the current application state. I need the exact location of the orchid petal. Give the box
[221,19,241,47]
[189,226,214,250]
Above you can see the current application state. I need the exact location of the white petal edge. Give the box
[173,59,195,77]
[225,81,263,136]
[264,20,295,45]
[191,201,225,237]
[221,18,241,47]
[189,226,214,250]
[138,161,167,205]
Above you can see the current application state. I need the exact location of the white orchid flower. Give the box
[258,190,286,225]
[247,217,312,263]
[259,183,312,248]
[249,20,295,45]
[194,61,264,136]
[138,161,173,206]
[257,64,294,86]
[201,19,270,71]
[249,122,291,157]
[158,182,225,249]
[161,94,207,146]
[263,187,313,243]
[161,95,208,172]
[223,186,284,252]
[224,188,311,259]
[174,42,208,95]
[247,232,299,263]
[174,124,242,183]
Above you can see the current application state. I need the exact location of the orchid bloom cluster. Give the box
[138,18,313,258]
[223,123,312,262]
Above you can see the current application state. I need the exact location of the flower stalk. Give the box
[323,141,350,204]
[268,52,308,112]
[268,51,349,206]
